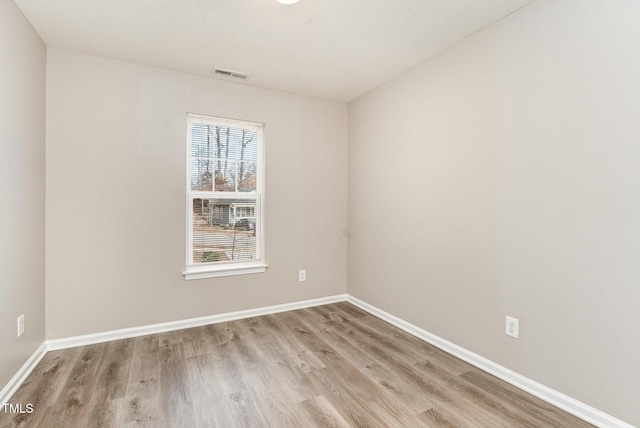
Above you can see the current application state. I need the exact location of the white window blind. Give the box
[184,114,266,279]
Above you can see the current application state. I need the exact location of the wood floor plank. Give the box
[233,317,320,403]
[305,368,389,428]
[417,405,482,427]
[331,301,370,319]
[355,313,478,376]
[279,310,428,427]
[253,314,327,374]
[328,320,518,427]
[321,315,516,427]
[120,336,161,427]
[223,319,309,427]
[412,359,543,428]
[79,339,135,427]
[2,347,82,427]
[298,394,353,427]
[120,394,160,428]
[316,321,436,414]
[158,342,196,428]
[460,367,593,427]
[1,303,595,428]
[181,325,213,359]
[183,354,233,428]
[32,342,111,427]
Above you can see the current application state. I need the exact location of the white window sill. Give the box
[183,262,268,280]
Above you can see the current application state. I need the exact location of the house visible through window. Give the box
[184,114,266,279]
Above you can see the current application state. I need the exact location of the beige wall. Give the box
[0,0,46,388]
[348,0,640,425]
[45,48,348,339]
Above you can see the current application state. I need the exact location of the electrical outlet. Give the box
[298,270,306,282]
[17,314,24,338]
[506,316,519,339]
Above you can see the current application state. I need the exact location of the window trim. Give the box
[183,113,267,280]
[184,261,268,280]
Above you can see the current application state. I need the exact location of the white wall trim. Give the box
[0,342,47,404]
[46,294,347,351]
[3,294,632,428]
[346,295,634,428]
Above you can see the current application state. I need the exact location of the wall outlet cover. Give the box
[17,314,25,337]
[506,316,519,339]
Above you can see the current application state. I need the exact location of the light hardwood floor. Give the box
[1,302,593,427]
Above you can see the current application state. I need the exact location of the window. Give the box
[184,114,266,279]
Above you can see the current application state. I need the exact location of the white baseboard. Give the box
[3,293,632,428]
[346,295,634,428]
[0,342,47,404]
[46,294,348,351]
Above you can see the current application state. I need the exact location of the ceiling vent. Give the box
[212,67,249,80]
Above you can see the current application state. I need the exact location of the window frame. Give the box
[183,113,267,280]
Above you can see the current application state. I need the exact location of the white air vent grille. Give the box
[212,67,249,80]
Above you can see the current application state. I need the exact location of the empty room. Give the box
[1,0,638,426]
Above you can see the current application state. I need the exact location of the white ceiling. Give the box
[15,0,534,102]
